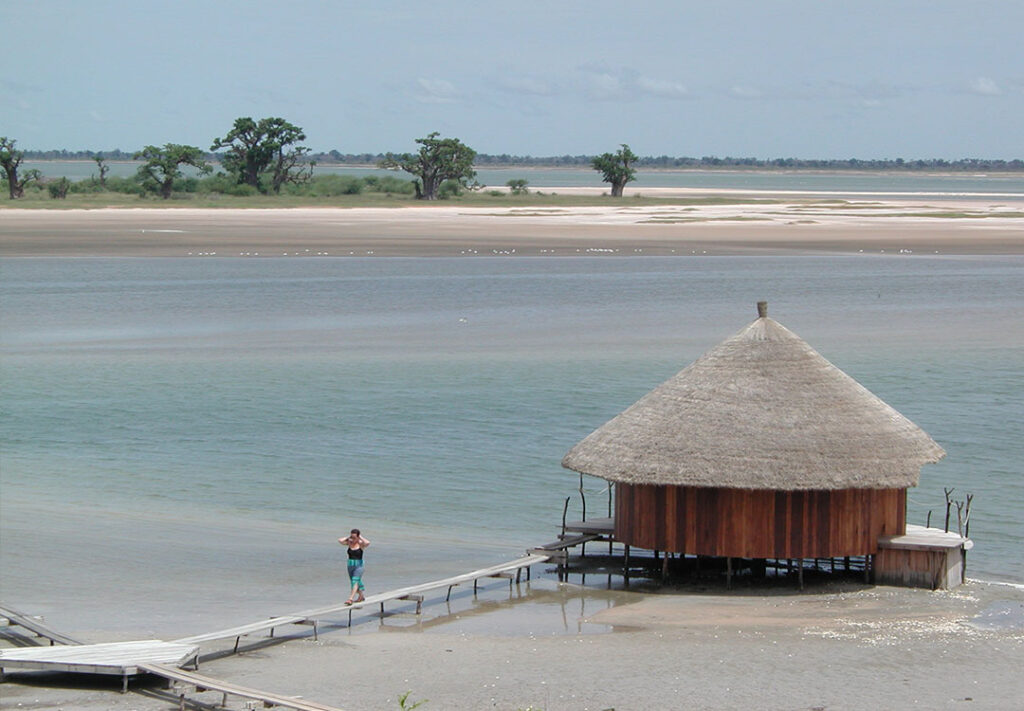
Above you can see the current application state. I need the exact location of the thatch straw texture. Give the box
[562,309,945,490]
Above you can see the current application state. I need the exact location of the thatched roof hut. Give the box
[562,302,945,560]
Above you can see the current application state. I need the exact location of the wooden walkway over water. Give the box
[0,551,555,709]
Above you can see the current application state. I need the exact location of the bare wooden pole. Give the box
[944,487,955,532]
[579,473,587,522]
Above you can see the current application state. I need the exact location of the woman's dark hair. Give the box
[351,528,360,536]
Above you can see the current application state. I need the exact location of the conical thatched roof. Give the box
[562,303,945,490]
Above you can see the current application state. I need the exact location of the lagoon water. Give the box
[1,255,1022,638]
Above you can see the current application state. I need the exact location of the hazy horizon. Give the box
[5,2,1023,160]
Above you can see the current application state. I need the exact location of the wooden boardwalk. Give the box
[1,550,555,709]
[175,553,550,647]
[139,663,345,711]
[0,603,85,646]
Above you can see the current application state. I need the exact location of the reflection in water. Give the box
[345,575,624,637]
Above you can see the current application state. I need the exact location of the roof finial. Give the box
[757,301,768,318]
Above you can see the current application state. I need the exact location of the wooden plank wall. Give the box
[875,547,962,590]
[616,484,906,559]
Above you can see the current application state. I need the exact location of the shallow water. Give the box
[1,255,1021,637]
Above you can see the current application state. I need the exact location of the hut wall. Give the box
[615,484,906,559]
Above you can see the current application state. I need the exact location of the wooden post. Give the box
[662,554,670,581]
[623,545,631,586]
[726,557,733,589]
[944,487,955,532]
[797,559,803,590]
[579,473,587,522]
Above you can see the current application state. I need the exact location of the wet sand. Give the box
[1,193,1023,257]
[3,579,1022,710]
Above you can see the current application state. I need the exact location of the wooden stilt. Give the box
[797,559,804,590]
[726,557,733,589]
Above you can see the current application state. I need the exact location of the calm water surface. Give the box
[1,256,1021,636]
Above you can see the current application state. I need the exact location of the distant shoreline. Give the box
[20,158,1024,177]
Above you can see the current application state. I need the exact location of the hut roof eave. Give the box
[561,313,946,491]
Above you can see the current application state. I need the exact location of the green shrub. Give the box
[105,175,144,195]
[197,173,259,196]
[437,179,463,199]
[68,177,106,194]
[291,174,364,196]
[365,174,415,194]
[47,177,72,199]
[506,178,529,195]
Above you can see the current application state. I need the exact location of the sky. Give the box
[4,1,1023,159]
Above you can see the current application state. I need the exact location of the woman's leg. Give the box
[346,562,359,602]
[351,565,365,601]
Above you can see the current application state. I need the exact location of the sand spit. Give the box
[1,195,1023,257]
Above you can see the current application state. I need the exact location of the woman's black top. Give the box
[348,547,364,560]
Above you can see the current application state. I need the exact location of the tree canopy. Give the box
[1,137,41,199]
[378,132,476,200]
[211,117,313,194]
[592,144,638,197]
[134,144,211,199]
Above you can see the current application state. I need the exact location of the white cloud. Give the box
[576,66,689,101]
[969,77,1002,96]
[415,78,460,104]
[585,72,626,100]
[637,76,688,99]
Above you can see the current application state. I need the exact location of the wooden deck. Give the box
[0,640,199,691]
[563,517,615,536]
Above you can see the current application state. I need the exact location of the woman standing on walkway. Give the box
[339,529,370,604]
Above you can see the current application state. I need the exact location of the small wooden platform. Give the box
[0,640,199,691]
[876,524,973,590]
[564,517,615,536]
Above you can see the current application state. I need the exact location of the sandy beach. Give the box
[1,192,1023,257]
[3,577,1022,710]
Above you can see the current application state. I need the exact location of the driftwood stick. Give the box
[579,473,587,522]
[964,494,974,538]
[955,500,965,537]
[944,487,955,532]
